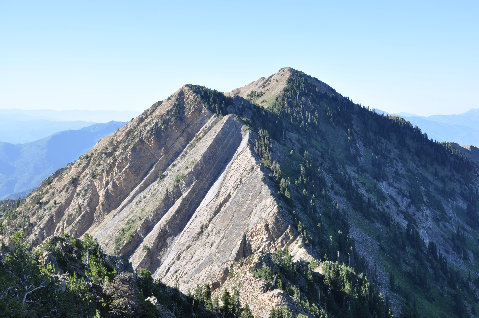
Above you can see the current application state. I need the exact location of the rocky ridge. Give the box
[3,83,302,315]
[2,68,479,317]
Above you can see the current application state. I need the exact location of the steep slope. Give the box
[0,121,126,199]
[2,85,304,315]
[228,68,479,316]
[2,68,479,317]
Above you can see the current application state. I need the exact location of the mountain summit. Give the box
[229,67,339,108]
[2,68,478,317]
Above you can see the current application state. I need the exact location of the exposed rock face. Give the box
[6,83,299,316]
[5,67,479,317]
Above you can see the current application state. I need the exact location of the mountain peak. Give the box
[227,67,293,107]
[228,67,339,108]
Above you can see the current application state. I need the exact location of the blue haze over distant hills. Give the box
[0,121,126,199]
[0,109,138,144]
[376,109,479,146]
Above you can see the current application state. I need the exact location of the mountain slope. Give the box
[2,68,479,317]
[229,68,479,316]
[2,86,302,315]
[0,121,125,199]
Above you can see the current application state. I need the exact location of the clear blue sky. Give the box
[1,1,477,116]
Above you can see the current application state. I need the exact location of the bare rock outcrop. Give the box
[7,83,299,317]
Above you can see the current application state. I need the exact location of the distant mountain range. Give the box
[0,118,94,144]
[376,109,479,146]
[0,109,138,143]
[0,121,126,199]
